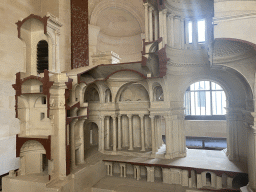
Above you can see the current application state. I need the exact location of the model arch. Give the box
[84,84,100,102]
[90,0,144,33]
[184,80,226,118]
[20,140,48,175]
[118,83,149,102]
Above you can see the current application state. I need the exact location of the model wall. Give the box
[0,0,71,176]
[185,120,227,138]
[88,0,145,65]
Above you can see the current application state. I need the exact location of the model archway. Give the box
[20,140,47,175]
[84,122,99,158]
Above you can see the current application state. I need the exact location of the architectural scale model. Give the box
[1,0,256,191]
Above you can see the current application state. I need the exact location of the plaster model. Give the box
[1,0,256,192]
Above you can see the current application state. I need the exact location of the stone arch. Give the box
[84,83,101,102]
[116,82,150,103]
[184,80,227,117]
[213,38,256,95]
[180,67,253,162]
[182,78,229,104]
[20,140,48,175]
[20,140,46,153]
[179,67,253,110]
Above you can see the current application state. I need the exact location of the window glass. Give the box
[211,82,222,90]
[205,91,211,115]
[198,19,205,43]
[185,81,226,117]
[188,21,193,44]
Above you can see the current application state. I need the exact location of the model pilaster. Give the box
[128,114,134,150]
[226,108,243,161]
[112,115,117,152]
[99,115,105,152]
[167,14,174,47]
[143,3,149,42]
[118,115,122,150]
[154,10,159,40]
[50,73,69,180]
[149,6,154,42]
[150,115,156,155]
[139,114,146,151]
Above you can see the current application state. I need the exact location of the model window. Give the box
[37,40,48,74]
[184,81,226,120]
[154,86,164,101]
[188,21,193,44]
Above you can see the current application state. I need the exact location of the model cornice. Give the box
[213,12,256,23]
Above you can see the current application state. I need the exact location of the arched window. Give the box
[184,81,226,120]
[154,86,164,101]
[37,40,48,74]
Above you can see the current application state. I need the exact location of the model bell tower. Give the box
[12,13,71,181]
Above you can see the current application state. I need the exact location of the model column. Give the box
[167,14,174,47]
[77,119,85,164]
[154,10,158,40]
[226,108,241,161]
[106,116,110,150]
[150,115,156,154]
[162,9,168,45]
[112,115,117,152]
[139,114,145,151]
[143,3,149,42]
[99,115,105,152]
[127,114,134,150]
[118,115,122,150]
[159,10,163,49]
[165,114,172,158]
[149,6,154,42]
[71,119,78,170]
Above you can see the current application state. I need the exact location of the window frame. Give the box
[186,19,206,45]
[185,81,226,120]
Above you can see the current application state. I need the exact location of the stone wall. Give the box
[185,120,227,138]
